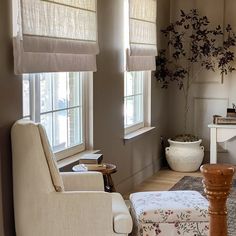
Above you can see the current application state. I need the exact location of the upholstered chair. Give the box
[11,120,132,236]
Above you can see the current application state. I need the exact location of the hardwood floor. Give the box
[124,166,236,198]
[124,168,202,199]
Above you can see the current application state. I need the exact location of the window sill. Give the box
[57,150,100,169]
[123,126,156,143]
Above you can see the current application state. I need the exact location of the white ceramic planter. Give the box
[166,139,204,172]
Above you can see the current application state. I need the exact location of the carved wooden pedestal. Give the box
[200,164,235,236]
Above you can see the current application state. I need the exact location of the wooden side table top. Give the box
[96,163,117,175]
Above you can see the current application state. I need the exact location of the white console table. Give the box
[208,124,236,163]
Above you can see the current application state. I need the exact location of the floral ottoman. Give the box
[129,191,209,236]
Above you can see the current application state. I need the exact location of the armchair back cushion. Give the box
[38,124,64,192]
[11,120,64,194]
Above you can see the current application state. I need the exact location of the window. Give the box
[16,0,97,160]
[124,0,155,135]
[23,72,92,160]
[124,71,151,134]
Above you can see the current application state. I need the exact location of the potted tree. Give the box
[155,9,236,172]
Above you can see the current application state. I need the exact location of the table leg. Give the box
[103,174,116,192]
[210,127,217,164]
[107,174,116,192]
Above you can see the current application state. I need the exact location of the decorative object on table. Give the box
[72,164,107,171]
[78,153,103,164]
[213,116,236,125]
[154,9,236,172]
[213,103,236,124]
[227,103,236,117]
[170,175,236,236]
[85,164,107,171]
[201,164,235,236]
[213,115,223,124]
[72,164,88,172]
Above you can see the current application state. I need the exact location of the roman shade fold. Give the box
[127,0,157,71]
[13,0,99,74]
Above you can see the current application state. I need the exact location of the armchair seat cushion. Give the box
[111,193,133,234]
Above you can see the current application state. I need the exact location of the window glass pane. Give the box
[68,72,82,107]
[23,76,30,117]
[40,74,52,113]
[124,96,135,127]
[53,73,67,110]
[53,110,67,152]
[134,94,143,123]
[125,72,134,97]
[133,72,143,94]
[40,113,53,145]
[68,107,83,147]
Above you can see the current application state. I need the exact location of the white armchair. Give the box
[11,120,132,236]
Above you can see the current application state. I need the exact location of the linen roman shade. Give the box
[127,0,157,71]
[13,0,99,74]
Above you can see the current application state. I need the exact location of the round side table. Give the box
[72,163,117,192]
[97,163,117,192]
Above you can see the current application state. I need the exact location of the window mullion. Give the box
[67,73,69,148]
[51,73,55,148]
[28,75,34,121]
[134,94,138,124]
[82,73,85,146]
[141,73,144,122]
[34,74,41,123]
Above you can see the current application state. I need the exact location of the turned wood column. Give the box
[200,164,235,236]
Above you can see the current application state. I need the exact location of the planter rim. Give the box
[168,138,202,145]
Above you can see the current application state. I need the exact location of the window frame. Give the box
[22,72,93,161]
[124,71,151,135]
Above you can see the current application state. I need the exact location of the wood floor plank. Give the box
[123,167,236,199]
[124,168,202,199]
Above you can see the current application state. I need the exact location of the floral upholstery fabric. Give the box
[130,191,209,236]
[130,220,209,236]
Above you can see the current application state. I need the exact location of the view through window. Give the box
[124,71,145,133]
[23,72,86,156]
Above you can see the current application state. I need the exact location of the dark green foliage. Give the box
[171,134,199,142]
[155,9,236,89]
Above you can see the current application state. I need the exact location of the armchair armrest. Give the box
[61,171,104,191]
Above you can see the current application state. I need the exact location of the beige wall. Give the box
[167,0,236,164]
[0,0,170,235]
[0,0,22,235]
[94,0,170,193]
